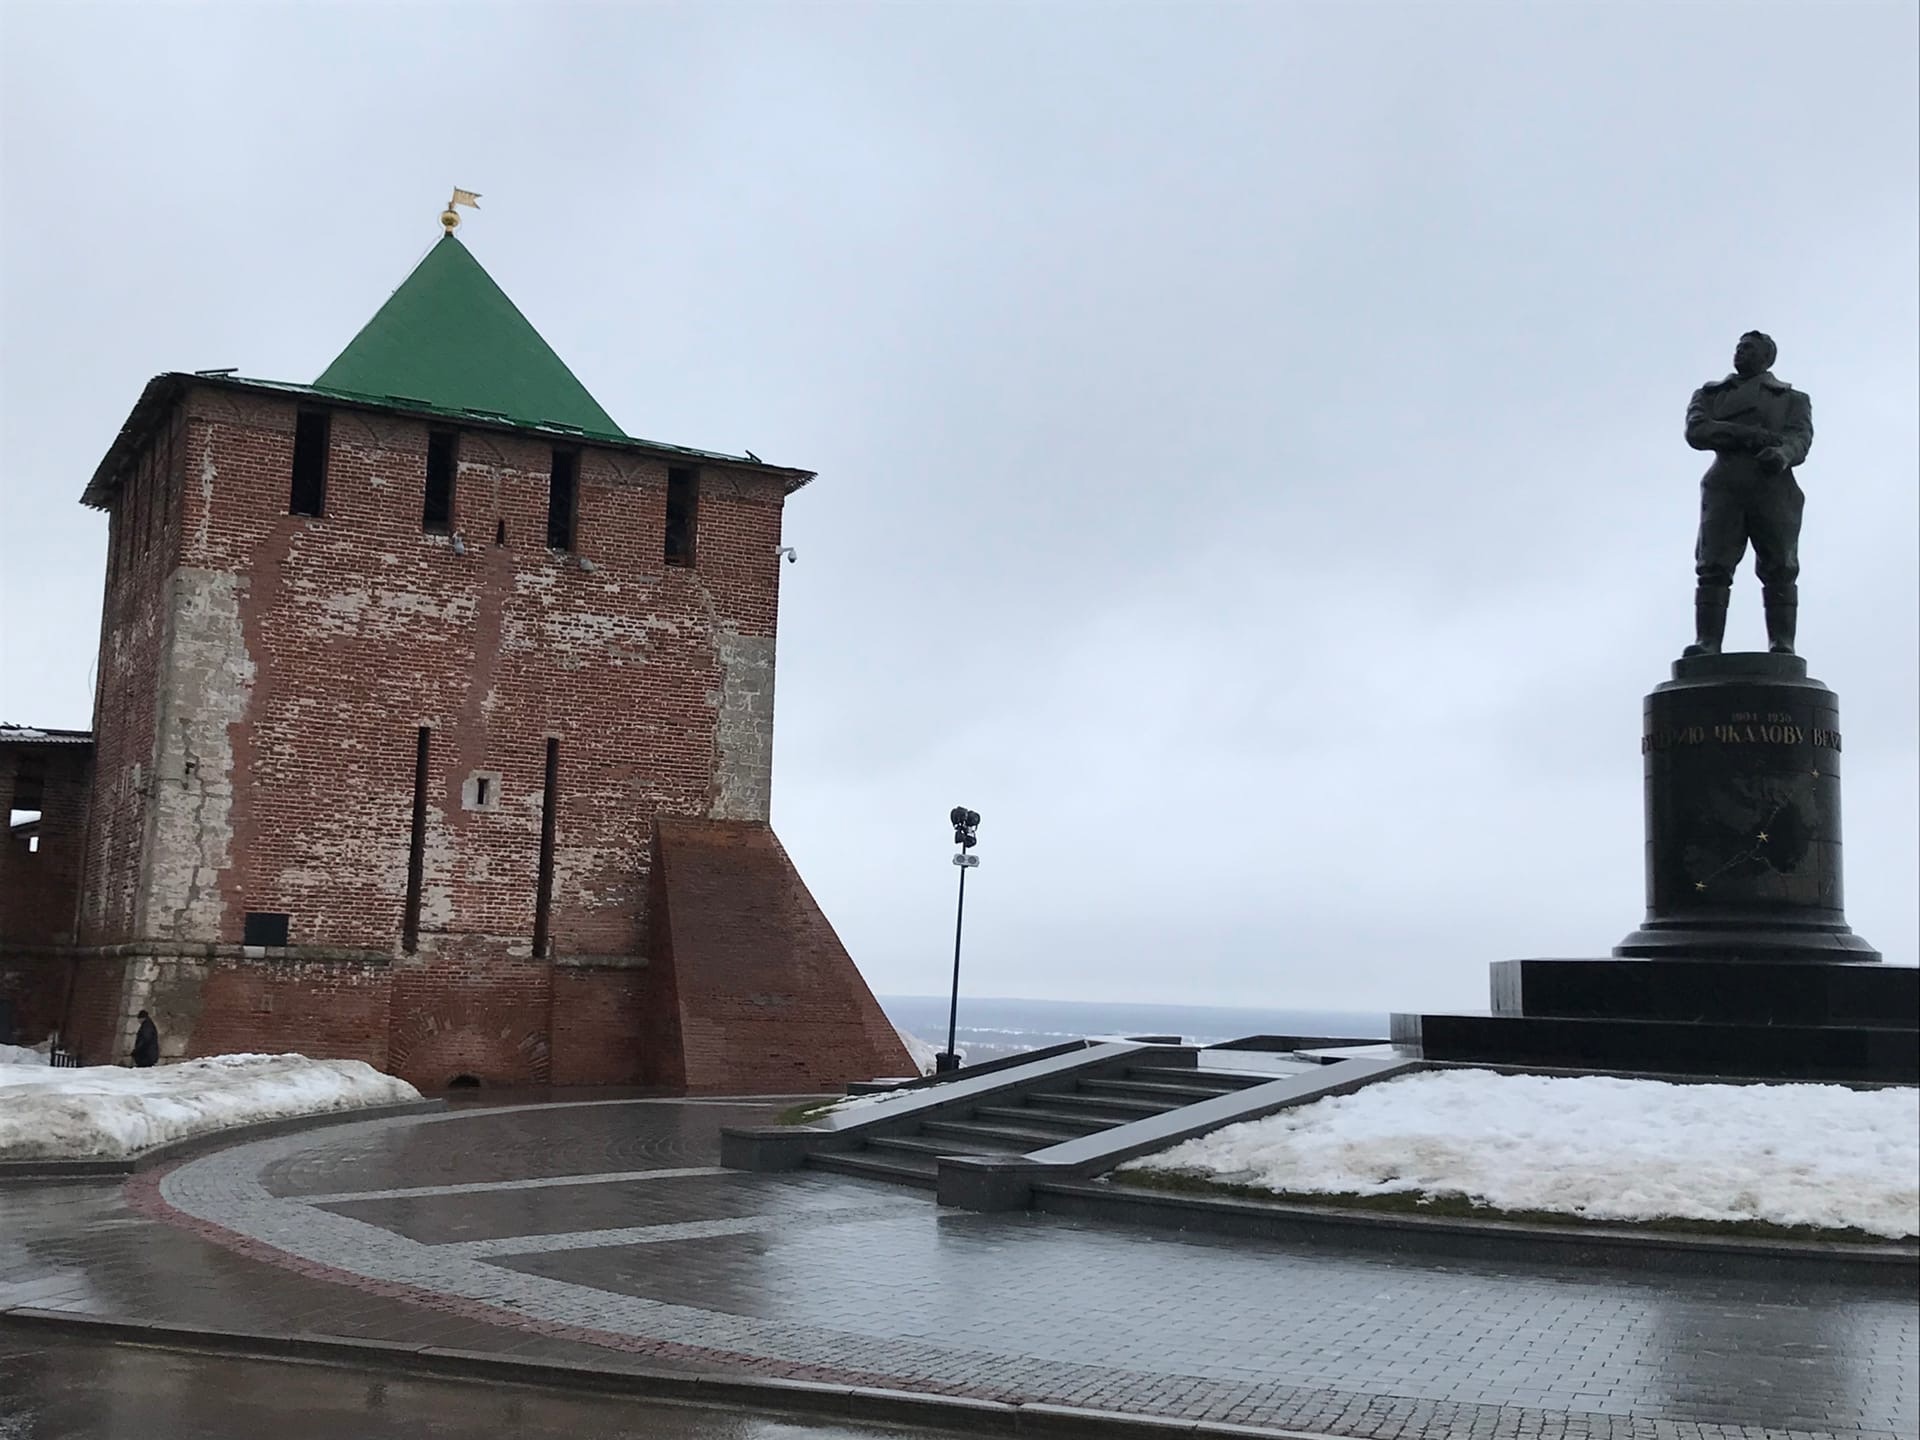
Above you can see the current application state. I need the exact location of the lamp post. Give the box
[938,805,980,1075]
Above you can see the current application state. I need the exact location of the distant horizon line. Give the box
[878,993,1391,1016]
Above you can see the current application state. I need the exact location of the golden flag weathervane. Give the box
[440,188,482,233]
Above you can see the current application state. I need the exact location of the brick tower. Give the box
[0,226,909,1092]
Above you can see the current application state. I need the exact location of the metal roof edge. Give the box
[0,725,95,746]
[80,373,815,507]
[80,373,184,509]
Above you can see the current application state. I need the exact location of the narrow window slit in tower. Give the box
[532,738,560,959]
[665,466,697,567]
[135,460,152,557]
[402,727,431,952]
[9,761,43,858]
[290,409,329,516]
[423,430,456,533]
[547,449,578,552]
[144,446,164,552]
[495,519,507,546]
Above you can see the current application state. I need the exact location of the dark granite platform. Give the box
[1391,1005,1918,1083]
[1491,957,1915,1029]
[1393,653,1915,1084]
[1395,956,1917,1083]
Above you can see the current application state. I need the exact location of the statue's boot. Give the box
[1764,585,1797,655]
[1681,587,1728,658]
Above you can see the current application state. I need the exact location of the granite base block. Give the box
[1390,1010,1917,1083]
[1490,957,1915,1028]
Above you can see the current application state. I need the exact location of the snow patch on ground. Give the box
[806,1085,925,1120]
[0,1042,49,1067]
[790,1029,965,1121]
[0,1053,422,1162]
[1123,1068,1919,1239]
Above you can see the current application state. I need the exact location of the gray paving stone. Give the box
[0,1096,1912,1440]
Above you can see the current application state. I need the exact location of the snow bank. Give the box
[0,1043,49,1067]
[785,1028,964,1122]
[895,1025,947,1078]
[1123,1068,1920,1239]
[0,1053,421,1162]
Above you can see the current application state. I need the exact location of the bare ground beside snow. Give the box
[0,1053,422,1162]
[1122,1068,1919,1240]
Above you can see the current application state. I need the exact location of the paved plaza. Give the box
[0,1328,959,1440]
[1,1097,1913,1439]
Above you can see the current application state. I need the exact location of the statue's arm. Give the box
[1777,391,1813,468]
[1689,389,1751,451]
[1684,388,1767,452]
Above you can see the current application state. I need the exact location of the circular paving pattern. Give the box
[129,1099,1919,1440]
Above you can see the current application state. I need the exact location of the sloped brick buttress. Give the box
[641,817,911,1094]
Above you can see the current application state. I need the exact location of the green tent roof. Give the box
[315,234,623,436]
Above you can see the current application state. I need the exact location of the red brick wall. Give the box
[1,744,92,945]
[385,942,554,1088]
[62,954,129,1064]
[636,850,688,1089]
[550,966,651,1086]
[0,955,67,1046]
[55,380,900,1090]
[80,406,185,943]
[645,816,912,1093]
[175,386,786,955]
[186,957,392,1067]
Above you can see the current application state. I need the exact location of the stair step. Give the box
[867,1133,1012,1160]
[1123,1077,1258,1099]
[920,1119,1076,1150]
[1127,1065,1268,1091]
[809,1150,939,1189]
[973,1104,1120,1134]
[1029,1089,1182,1118]
[1081,1077,1244,1102]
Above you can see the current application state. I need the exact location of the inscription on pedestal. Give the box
[1643,720,1842,753]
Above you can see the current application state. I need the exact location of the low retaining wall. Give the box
[0,1098,447,1183]
[1037,1177,1919,1288]
[0,1307,1322,1440]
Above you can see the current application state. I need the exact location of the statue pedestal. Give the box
[1390,653,1913,1082]
[1615,651,1878,960]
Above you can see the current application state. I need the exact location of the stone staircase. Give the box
[809,1060,1273,1189]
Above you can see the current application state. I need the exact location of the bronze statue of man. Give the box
[1682,331,1813,657]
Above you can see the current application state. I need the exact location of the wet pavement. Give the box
[1,1096,1914,1440]
[0,1329,963,1439]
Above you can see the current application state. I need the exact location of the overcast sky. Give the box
[2,2,1914,1013]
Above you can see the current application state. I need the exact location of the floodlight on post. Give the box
[938,806,981,1075]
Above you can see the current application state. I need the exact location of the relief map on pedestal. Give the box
[1680,770,1828,902]
[1645,713,1842,907]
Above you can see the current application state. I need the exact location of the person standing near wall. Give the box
[131,1010,159,1068]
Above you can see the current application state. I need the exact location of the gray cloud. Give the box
[3,1,1914,1011]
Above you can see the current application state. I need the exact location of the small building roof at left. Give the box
[0,725,93,747]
